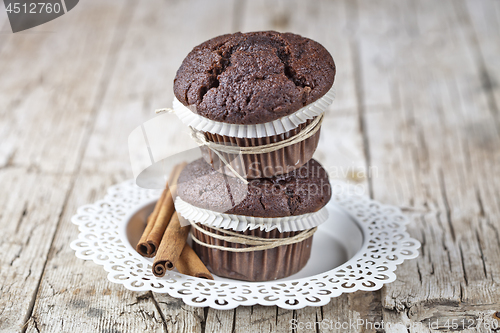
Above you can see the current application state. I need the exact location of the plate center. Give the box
[124,200,364,282]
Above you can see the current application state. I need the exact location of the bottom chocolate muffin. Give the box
[176,158,331,281]
[191,224,314,281]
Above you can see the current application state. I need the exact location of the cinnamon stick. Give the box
[136,162,187,257]
[153,211,190,277]
[176,243,214,280]
[136,190,166,257]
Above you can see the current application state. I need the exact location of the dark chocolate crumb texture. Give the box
[177,158,331,217]
[174,31,335,125]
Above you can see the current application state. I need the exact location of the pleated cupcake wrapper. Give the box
[173,84,335,139]
[175,197,329,232]
[191,224,313,281]
[202,117,320,179]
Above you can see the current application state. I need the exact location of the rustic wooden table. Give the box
[1,0,499,332]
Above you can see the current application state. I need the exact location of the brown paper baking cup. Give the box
[191,224,313,282]
[202,118,321,179]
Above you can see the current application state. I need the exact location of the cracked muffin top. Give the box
[173,31,336,125]
[177,158,331,217]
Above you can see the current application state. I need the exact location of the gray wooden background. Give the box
[1,0,499,332]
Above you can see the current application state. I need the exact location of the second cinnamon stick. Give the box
[136,162,186,257]
[136,189,167,257]
[153,212,190,277]
[176,243,214,280]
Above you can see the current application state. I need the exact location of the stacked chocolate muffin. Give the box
[172,31,335,281]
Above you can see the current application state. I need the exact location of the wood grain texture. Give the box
[353,0,500,331]
[21,0,236,332]
[0,0,498,332]
[0,1,130,331]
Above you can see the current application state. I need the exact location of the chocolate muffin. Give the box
[174,31,336,125]
[173,31,336,179]
[177,158,331,216]
[175,158,332,281]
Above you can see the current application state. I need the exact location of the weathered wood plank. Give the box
[0,2,128,175]
[0,1,132,332]
[461,0,500,296]
[2,0,498,332]
[151,295,205,332]
[22,174,168,333]
[25,0,237,332]
[0,171,72,332]
[463,0,500,131]
[204,308,234,333]
[354,0,500,331]
[232,305,288,333]
[0,5,10,55]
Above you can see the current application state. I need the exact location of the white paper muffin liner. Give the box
[172,85,335,138]
[175,197,329,232]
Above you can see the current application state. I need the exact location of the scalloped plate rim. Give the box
[70,179,421,309]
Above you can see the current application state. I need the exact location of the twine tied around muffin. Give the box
[154,107,324,184]
[155,108,174,114]
[189,222,317,252]
[190,113,323,155]
[155,107,250,183]
[189,113,324,184]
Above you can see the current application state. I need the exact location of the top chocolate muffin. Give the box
[174,31,335,125]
